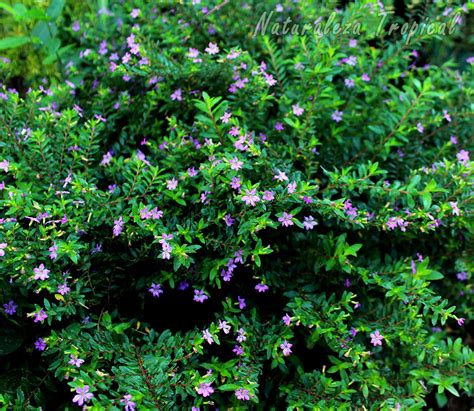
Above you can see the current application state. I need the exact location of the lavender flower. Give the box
[233,345,244,355]
[113,217,124,237]
[33,264,50,280]
[280,340,293,356]
[120,394,136,411]
[242,188,260,206]
[196,382,214,397]
[370,330,384,346]
[205,42,219,55]
[203,329,214,344]
[34,338,46,351]
[3,300,17,315]
[69,355,85,367]
[218,320,231,334]
[149,283,163,298]
[331,110,343,122]
[303,216,318,230]
[278,212,294,227]
[33,310,48,323]
[292,104,304,116]
[72,386,94,406]
[235,388,250,400]
[194,289,208,303]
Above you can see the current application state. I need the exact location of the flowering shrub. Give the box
[0,0,473,409]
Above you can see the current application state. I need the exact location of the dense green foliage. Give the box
[0,0,473,409]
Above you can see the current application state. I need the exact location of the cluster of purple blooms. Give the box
[221,250,245,282]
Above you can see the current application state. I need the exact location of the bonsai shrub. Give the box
[0,0,472,409]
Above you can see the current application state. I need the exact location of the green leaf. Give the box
[435,393,448,408]
[445,385,460,397]
[46,0,65,19]
[344,244,362,257]
[0,2,16,16]
[421,192,432,210]
[425,270,444,281]
[0,36,31,51]
[219,383,239,391]
[362,384,368,398]
[0,329,23,356]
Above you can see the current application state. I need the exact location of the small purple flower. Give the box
[203,329,214,344]
[218,320,231,334]
[275,122,284,131]
[120,394,136,411]
[166,178,178,190]
[33,309,47,323]
[280,340,293,356]
[361,73,370,82]
[450,135,458,145]
[130,8,140,18]
[242,188,260,206]
[287,181,297,194]
[205,42,219,55]
[72,385,94,406]
[274,170,288,182]
[292,104,304,116]
[303,216,317,230]
[344,278,351,288]
[171,89,182,101]
[331,110,343,123]
[197,382,214,397]
[350,327,357,337]
[344,200,358,219]
[194,289,208,303]
[178,280,189,290]
[449,201,460,216]
[255,283,269,293]
[224,214,235,227]
[34,338,46,351]
[443,110,451,122]
[456,272,467,281]
[263,191,274,201]
[457,318,465,326]
[456,149,469,165]
[149,283,163,298]
[370,330,384,346]
[236,328,247,343]
[3,300,17,315]
[417,122,424,133]
[33,264,50,281]
[71,21,80,32]
[113,216,124,237]
[187,167,198,177]
[233,345,244,355]
[229,157,243,170]
[49,243,58,259]
[237,296,246,309]
[344,78,355,88]
[220,112,232,123]
[57,282,70,295]
[386,217,408,232]
[282,313,291,326]
[69,354,85,367]
[235,388,250,400]
[278,212,294,227]
[231,176,242,189]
